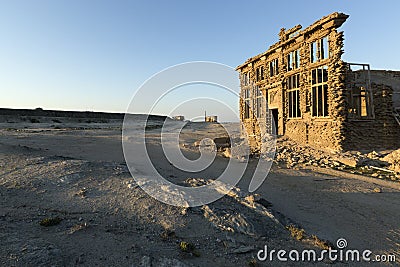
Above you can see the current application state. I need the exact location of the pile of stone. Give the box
[274,138,400,182]
[274,138,342,169]
[383,149,400,173]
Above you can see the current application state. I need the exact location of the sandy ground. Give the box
[0,119,399,266]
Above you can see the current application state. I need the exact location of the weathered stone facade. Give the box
[237,12,400,152]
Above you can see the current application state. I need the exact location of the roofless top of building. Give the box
[236,12,349,71]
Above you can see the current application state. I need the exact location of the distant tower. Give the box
[204,110,206,122]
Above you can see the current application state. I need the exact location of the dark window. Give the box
[287,54,292,71]
[311,66,329,117]
[287,74,301,118]
[269,58,279,77]
[256,66,264,81]
[243,88,251,119]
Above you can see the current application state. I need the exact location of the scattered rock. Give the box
[75,188,87,198]
[232,245,255,254]
[222,148,231,158]
[202,205,255,236]
[373,187,382,193]
[18,241,63,266]
[273,137,399,183]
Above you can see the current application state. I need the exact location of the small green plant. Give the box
[179,241,200,257]
[286,224,305,241]
[39,217,62,227]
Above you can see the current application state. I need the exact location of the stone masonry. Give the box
[237,12,400,152]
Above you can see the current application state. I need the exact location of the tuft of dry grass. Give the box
[310,235,332,250]
[39,217,62,227]
[248,258,258,267]
[286,224,332,250]
[179,241,200,257]
[286,224,305,240]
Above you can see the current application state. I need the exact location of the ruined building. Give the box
[237,12,400,152]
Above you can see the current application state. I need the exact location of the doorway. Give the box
[270,108,278,135]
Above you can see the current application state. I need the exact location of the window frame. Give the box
[243,87,251,119]
[310,36,329,63]
[269,58,279,77]
[287,49,301,71]
[311,66,329,117]
[255,65,264,82]
[254,86,263,118]
[287,73,301,119]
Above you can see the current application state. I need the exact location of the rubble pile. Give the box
[274,137,400,182]
[383,149,400,173]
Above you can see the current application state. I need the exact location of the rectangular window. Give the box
[269,61,274,77]
[351,86,371,117]
[311,66,329,117]
[295,50,300,69]
[310,36,329,63]
[244,100,250,119]
[287,54,292,71]
[287,74,301,118]
[243,88,251,119]
[287,49,301,71]
[274,58,279,75]
[242,72,248,86]
[269,58,279,77]
[256,69,259,82]
[255,66,264,81]
[346,63,374,119]
[311,41,317,63]
[255,87,263,118]
[322,36,329,60]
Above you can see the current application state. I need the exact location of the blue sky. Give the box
[1,0,399,121]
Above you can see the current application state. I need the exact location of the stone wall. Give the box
[342,83,400,151]
[237,12,399,153]
[369,70,400,108]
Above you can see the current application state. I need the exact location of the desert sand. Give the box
[0,116,399,266]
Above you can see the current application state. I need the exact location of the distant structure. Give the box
[204,111,217,122]
[172,115,185,121]
[205,116,218,122]
[237,12,400,152]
